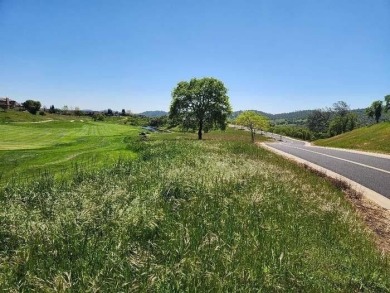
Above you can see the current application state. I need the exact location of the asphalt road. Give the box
[265,137,390,199]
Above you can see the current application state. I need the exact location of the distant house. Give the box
[0,97,20,110]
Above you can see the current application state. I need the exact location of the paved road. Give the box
[265,137,390,199]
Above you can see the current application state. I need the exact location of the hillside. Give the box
[0,109,81,123]
[314,122,390,154]
[231,109,312,120]
[138,110,168,117]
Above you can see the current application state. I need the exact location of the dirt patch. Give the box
[306,164,390,254]
[345,189,390,254]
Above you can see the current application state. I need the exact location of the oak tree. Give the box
[169,77,232,139]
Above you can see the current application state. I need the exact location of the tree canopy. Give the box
[22,100,41,115]
[366,100,383,123]
[169,77,232,139]
[235,111,269,143]
[328,102,356,136]
[305,101,357,138]
[384,95,390,113]
[332,101,350,117]
[307,109,331,134]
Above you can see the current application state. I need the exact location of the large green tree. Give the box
[169,77,232,140]
[235,111,269,143]
[22,100,41,115]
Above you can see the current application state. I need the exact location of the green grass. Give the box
[0,127,389,292]
[314,122,390,154]
[0,120,138,183]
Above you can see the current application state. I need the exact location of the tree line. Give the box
[306,101,358,139]
[14,83,390,143]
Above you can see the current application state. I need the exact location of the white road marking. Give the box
[280,144,390,175]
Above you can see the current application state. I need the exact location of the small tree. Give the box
[22,100,41,115]
[107,108,113,116]
[74,107,83,116]
[366,100,383,123]
[92,113,105,121]
[235,111,269,143]
[62,105,69,115]
[169,77,232,139]
[49,105,56,113]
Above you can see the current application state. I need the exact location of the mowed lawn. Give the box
[0,120,138,182]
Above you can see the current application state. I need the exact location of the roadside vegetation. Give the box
[270,125,312,141]
[0,124,389,291]
[269,101,361,142]
[315,122,390,154]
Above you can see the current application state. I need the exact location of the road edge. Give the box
[308,143,390,159]
[260,142,390,210]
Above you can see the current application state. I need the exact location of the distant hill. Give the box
[231,109,313,120]
[138,111,168,117]
[137,108,387,126]
[231,110,314,125]
[232,108,384,126]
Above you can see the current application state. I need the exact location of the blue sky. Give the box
[1,0,389,113]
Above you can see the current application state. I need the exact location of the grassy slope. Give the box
[315,122,390,154]
[0,109,82,123]
[0,128,389,292]
[0,120,138,183]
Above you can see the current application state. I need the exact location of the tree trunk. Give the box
[251,128,255,143]
[198,121,203,140]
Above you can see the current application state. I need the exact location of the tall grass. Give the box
[1,136,389,291]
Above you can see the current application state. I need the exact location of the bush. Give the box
[271,125,313,141]
[92,113,105,121]
[22,99,41,115]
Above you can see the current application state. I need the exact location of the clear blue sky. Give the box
[1,0,389,113]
